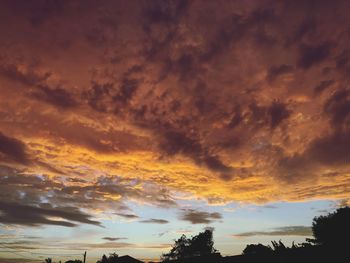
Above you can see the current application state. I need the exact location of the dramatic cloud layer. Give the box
[0,0,350,230]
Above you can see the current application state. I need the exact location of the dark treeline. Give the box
[43,207,350,263]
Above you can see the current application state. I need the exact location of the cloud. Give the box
[157,230,170,237]
[297,42,332,69]
[6,0,65,27]
[306,130,350,166]
[262,205,278,209]
[324,88,350,128]
[0,60,50,86]
[0,238,169,259]
[114,78,141,105]
[0,59,77,109]
[247,101,291,130]
[267,101,291,129]
[277,129,350,182]
[0,259,34,263]
[159,130,232,175]
[266,64,294,83]
[63,241,134,250]
[89,176,177,208]
[0,240,42,250]
[1,2,350,254]
[233,226,312,238]
[31,84,78,108]
[314,80,335,95]
[85,82,114,112]
[102,237,127,241]
[0,201,101,227]
[0,0,349,214]
[0,165,177,223]
[115,213,140,220]
[0,132,29,164]
[140,218,169,224]
[179,209,222,224]
[61,241,170,250]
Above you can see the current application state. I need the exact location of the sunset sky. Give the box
[0,0,350,262]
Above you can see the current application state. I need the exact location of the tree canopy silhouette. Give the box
[309,206,350,248]
[241,206,350,262]
[242,243,272,255]
[161,229,218,262]
[97,253,119,263]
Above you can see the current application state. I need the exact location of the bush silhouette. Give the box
[271,240,287,253]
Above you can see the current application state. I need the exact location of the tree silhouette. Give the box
[161,230,218,262]
[242,243,272,255]
[190,229,217,257]
[161,234,191,261]
[308,206,350,248]
[97,254,109,263]
[240,207,350,262]
[97,253,119,263]
[107,253,119,263]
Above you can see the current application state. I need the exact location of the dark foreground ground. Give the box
[162,246,348,263]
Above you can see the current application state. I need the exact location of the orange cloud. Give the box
[0,0,349,227]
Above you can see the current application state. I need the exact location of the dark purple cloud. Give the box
[0,132,29,164]
[140,218,169,224]
[180,209,222,224]
[0,201,101,227]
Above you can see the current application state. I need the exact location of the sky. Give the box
[0,0,350,262]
